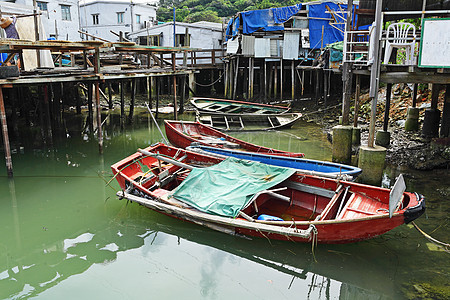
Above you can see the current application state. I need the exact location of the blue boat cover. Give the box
[170,157,295,218]
[308,2,349,49]
[226,3,302,39]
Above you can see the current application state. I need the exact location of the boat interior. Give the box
[117,146,411,223]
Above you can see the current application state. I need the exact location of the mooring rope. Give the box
[192,71,225,87]
[412,221,450,253]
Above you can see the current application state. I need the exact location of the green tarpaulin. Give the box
[170,157,295,218]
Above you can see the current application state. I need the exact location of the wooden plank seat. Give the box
[337,192,389,219]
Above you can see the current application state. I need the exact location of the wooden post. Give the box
[0,86,13,177]
[291,60,295,101]
[233,56,239,99]
[224,62,229,99]
[315,69,321,105]
[43,85,53,145]
[412,83,418,107]
[120,80,125,128]
[383,83,392,132]
[147,77,151,109]
[87,83,94,132]
[368,0,383,148]
[32,0,41,67]
[180,75,186,114]
[268,62,274,101]
[341,0,354,125]
[274,61,278,100]
[280,59,283,100]
[128,79,136,123]
[76,83,81,114]
[353,74,361,128]
[264,60,268,103]
[83,50,88,70]
[441,84,450,137]
[94,47,103,154]
[108,81,113,109]
[324,70,328,106]
[430,84,440,110]
[156,77,160,119]
[172,53,178,120]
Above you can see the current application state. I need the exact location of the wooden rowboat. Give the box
[187,145,362,179]
[190,97,290,115]
[111,143,425,244]
[196,112,302,131]
[164,120,305,158]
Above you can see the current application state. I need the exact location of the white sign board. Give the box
[419,19,450,68]
[283,32,300,60]
[254,38,271,58]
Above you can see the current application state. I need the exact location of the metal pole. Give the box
[0,86,13,177]
[173,7,176,47]
[368,0,383,148]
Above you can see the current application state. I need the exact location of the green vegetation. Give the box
[157,0,310,23]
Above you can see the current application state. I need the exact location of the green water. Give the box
[0,110,448,299]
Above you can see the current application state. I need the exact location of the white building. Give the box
[128,21,224,49]
[13,0,80,41]
[79,0,157,42]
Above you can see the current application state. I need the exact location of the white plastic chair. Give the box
[383,22,416,65]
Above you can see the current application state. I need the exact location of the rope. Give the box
[412,221,450,253]
[192,71,225,87]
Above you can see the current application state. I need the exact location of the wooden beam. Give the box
[0,86,13,177]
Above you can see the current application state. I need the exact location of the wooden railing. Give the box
[160,49,224,68]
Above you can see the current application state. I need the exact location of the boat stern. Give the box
[403,193,426,224]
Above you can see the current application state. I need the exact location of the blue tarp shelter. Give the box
[226,3,302,41]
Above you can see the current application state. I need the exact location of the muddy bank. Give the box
[295,85,450,170]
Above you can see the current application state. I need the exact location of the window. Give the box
[117,12,124,24]
[61,5,71,21]
[150,35,160,46]
[136,14,141,24]
[175,34,190,47]
[37,1,48,11]
[92,14,99,25]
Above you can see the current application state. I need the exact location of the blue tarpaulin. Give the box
[226,3,303,39]
[272,4,302,24]
[308,2,349,49]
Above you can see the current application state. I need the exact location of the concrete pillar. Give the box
[358,145,386,186]
[422,108,441,138]
[332,125,353,164]
[352,127,361,146]
[405,107,420,131]
[376,130,390,147]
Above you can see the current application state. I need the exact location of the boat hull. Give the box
[164,120,305,157]
[112,143,425,244]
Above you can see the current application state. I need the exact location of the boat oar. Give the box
[138,149,194,170]
[144,102,169,145]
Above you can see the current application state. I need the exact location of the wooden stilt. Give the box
[441,84,450,137]
[87,83,94,132]
[412,83,418,107]
[383,83,392,132]
[172,53,178,120]
[76,84,81,114]
[129,79,136,123]
[0,86,13,177]
[108,81,113,109]
[431,84,440,110]
[274,61,278,100]
[264,60,267,103]
[268,62,273,102]
[179,75,185,114]
[120,80,125,128]
[324,70,328,106]
[291,60,295,101]
[280,59,283,100]
[315,69,320,105]
[146,77,151,109]
[341,63,353,125]
[353,74,361,128]
[156,77,160,119]
[233,56,239,100]
[43,85,53,145]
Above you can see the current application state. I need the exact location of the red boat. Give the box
[111,143,425,244]
[164,120,305,158]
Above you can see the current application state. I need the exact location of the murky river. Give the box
[0,109,448,299]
